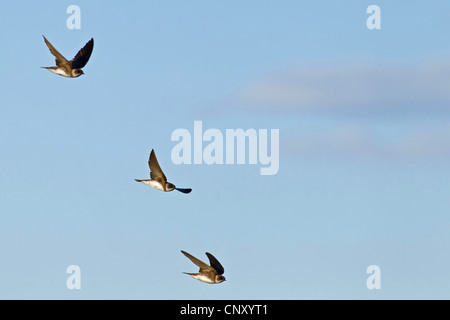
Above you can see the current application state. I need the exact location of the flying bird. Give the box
[181,251,226,284]
[135,149,192,194]
[42,36,94,78]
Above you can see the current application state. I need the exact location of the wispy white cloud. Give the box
[235,59,450,160]
[282,122,450,161]
[394,124,450,159]
[237,59,450,115]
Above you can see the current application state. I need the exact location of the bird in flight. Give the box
[135,149,192,194]
[181,250,226,284]
[42,36,94,78]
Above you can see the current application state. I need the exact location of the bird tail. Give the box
[176,188,192,194]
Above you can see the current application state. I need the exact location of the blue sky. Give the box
[0,1,449,299]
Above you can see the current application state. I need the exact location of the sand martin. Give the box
[135,149,192,194]
[181,250,226,284]
[42,36,94,78]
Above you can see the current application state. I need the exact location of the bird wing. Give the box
[148,149,167,183]
[206,252,225,275]
[181,251,215,273]
[70,38,94,69]
[43,36,69,66]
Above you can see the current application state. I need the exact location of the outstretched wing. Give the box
[181,251,215,273]
[43,36,68,66]
[206,252,225,275]
[70,38,94,69]
[148,149,167,183]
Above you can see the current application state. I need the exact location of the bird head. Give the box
[72,69,84,77]
[166,183,176,191]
